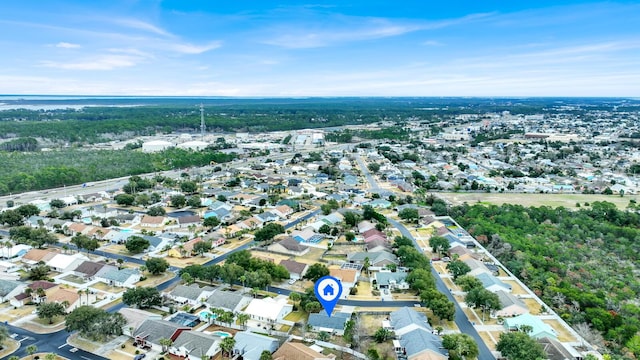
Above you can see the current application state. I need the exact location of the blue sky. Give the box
[0,1,639,96]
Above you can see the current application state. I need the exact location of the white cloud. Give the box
[111,18,173,37]
[422,40,443,46]
[55,42,81,49]
[167,41,222,54]
[40,54,141,70]
[262,13,492,48]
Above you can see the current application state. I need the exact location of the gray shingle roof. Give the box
[390,307,432,332]
[400,328,447,357]
[0,279,21,296]
[172,331,219,353]
[206,290,250,312]
[133,319,188,344]
[99,268,139,283]
[170,284,214,301]
[74,261,107,277]
[233,331,279,360]
[476,272,512,291]
[308,311,350,331]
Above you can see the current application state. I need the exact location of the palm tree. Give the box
[36,287,46,303]
[45,353,56,360]
[219,337,236,359]
[159,338,173,352]
[26,344,38,359]
[85,288,91,305]
[236,313,249,329]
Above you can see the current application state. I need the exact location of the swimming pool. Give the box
[199,311,218,320]
[212,331,231,338]
[119,228,134,233]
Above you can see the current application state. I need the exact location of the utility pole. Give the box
[200,103,206,140]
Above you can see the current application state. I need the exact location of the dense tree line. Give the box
[0,147,234,195]
[453,202,640,357]
[0,98,588,144]
[0,137,38,151]
[179,250,290,288]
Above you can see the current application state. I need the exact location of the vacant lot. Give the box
[439,192,638,209]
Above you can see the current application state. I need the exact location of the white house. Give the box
[46,253,89,273]
[243,296,293,324]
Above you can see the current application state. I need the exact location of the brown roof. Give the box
[177,215,201,225]
[329,268,357,284]
[183,237,203,253]
[275,237,308,252]
[22,249,58,262]
[279,259,308,276]
[362,228,385,239]
[273,342,334,360]
[436,226,450,236]
[141,215,165,224]
[67,222,87,233]
[28,281,58,291]
[366,238,388,251]
[46,288,80,306]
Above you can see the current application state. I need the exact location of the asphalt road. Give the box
[353,154,496,359]
[389,218,496,360]
[3,323,108,360]
[355,154,379,190]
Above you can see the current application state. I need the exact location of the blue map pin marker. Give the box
[314,275,342,317]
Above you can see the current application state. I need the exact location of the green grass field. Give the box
[438,192,639,210]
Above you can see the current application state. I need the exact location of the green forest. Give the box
[451,202,640,358]
[0,97,605,144]
[0,148,235,195]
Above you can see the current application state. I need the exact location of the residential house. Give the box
[390,307,433,337]
[0,279,25,303]
[255,211,280,224]
[11,280,57,307]
[169,331,224,360]
[329,268,358,298]
[396,327,448,360]
[292,228,323,243]
[272,342,334,360]
[493,290,529,318]
[463,258,493,277]
[362,228,386,243]
[279,259,308,280]
[133,319,191,352]
[204,207,233,222]
[96,268,141,288]
[65,222,89,236]
[46,253,89,273]
[73,260,109,280]
[168,237,203,258]
[365,238,389,253]
[46,287,81,311]
[367,199,392,209]
[140,215,166,228]
[390,307,447,360]
[268,237,310,256]
[503,313,558,339]
[271,205,294,219]
[243,296,293,324]
[21,248,59,265]
[232,331,280,360]
[538,336,580,360]
[118,308,162,336]
[357,221,376,234]
[476,273,512,293]
[177,215,201,228]
[308,311,351,335]
[0,244,32,259]
[375,271,409,290]
[205,289,252,313]
[168,284,215,306]
[348,252,398,270]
